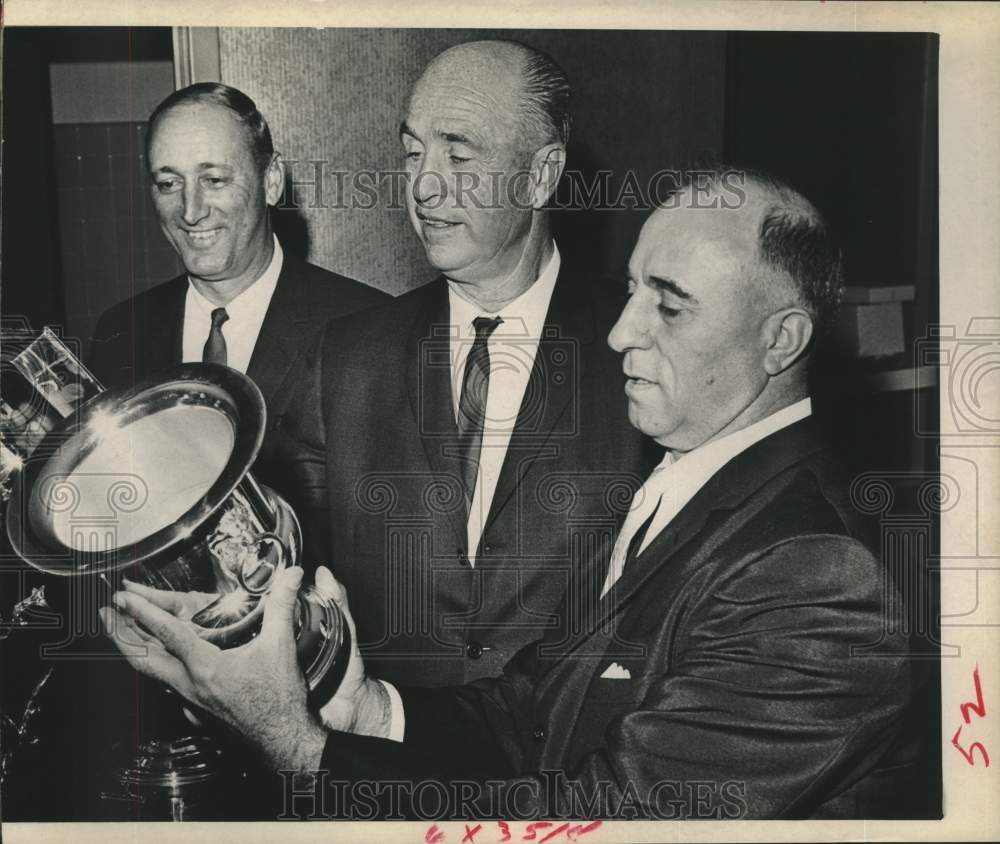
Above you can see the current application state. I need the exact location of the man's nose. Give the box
[181,183,209,226]
[607,293,648,353]
[410,156,446,206]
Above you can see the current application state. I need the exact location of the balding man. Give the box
[273,40,652,686]
[106,169,923,819]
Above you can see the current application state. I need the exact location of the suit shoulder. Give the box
[724,458,882,586]
[750,458,861,540]
[321,278,441,342]
[288,258,391,313]
[310,281,440,390]
[94,277,186,331]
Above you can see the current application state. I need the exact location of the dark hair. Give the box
[146,82,274,173]
[677,167,845,339]
[757,202,845,340]
[518,43,573,148]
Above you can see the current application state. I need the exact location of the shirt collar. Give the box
[447,243,561,336]
[186,235,283,319]
[653,397,813,480]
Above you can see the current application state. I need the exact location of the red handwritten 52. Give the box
[951,664,989,767]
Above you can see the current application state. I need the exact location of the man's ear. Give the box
[264,153,286,207]
[528,143,566,210]
[762,307,814,375]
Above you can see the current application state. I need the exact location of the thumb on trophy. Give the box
[260,565,304,645]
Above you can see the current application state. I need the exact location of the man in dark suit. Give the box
[23,82,386,819]
[105,169,926,819]
[88,82,388,490]
[272,40,652,687]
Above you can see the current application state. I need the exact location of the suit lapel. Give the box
[484,268,596,532]
[145,276,186,375]
[540,418,829,671]
[246,256,307,409]
[404,278,468,545]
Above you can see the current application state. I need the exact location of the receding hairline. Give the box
[146,86,275,174]
[676,174,838,320]
[642,183,797,302]
[408,39,566,150]
[676,174,820,222]
[737,181,818,305]
[421,39,536,78]
[409,42,526,113]
[149,100,247,143]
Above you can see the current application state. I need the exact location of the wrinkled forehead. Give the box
[629,201,762,295]
[149,103,252,161]
[405,51,523,137]
[640,198,759,258]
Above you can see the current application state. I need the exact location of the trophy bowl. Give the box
[5,362,348,700]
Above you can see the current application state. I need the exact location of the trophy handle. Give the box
[237,531,286,596]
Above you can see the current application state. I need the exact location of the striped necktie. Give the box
[456,316,502,500]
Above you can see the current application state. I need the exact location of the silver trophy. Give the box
[2,329,348,818]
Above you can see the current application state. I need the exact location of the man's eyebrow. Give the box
[439,131,476,146]
[150,163,233,174]
[399,122,478,148]
[647,275,697,303]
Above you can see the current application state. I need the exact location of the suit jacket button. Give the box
[532,726,546,743]
[457,549,470,566]
[465,641,484,660]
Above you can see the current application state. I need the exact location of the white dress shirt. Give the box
[600,397,813,598]
[447,244,561,565]
[327,245,561,743]
[181,235,283,374]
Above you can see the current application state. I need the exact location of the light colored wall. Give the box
[218,28,727,295]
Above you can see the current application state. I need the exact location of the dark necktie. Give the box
[456,316,502,500]
[202,307,229,365]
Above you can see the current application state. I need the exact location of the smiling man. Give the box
[88,83,387,491]
[149,92,277,298]
[44,83,387,820]
[105,169,926,820]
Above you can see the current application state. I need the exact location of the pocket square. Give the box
[600,662,631,680]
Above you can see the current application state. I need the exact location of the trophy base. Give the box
[97,584,349,821]
[101,734,242,821]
